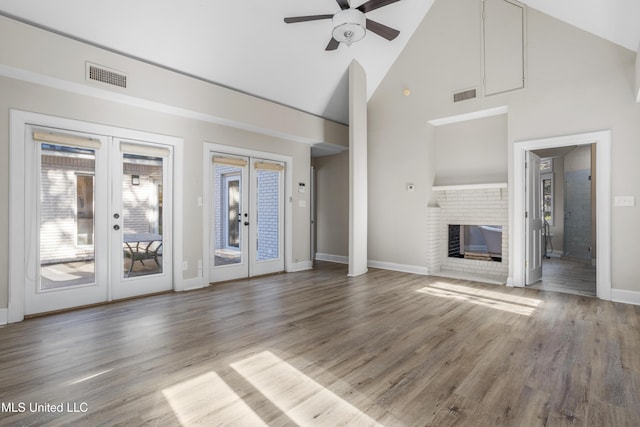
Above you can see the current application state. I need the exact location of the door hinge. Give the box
[525,212,528,218]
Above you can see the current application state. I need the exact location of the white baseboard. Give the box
[315,253,348,264]
[315,254,429,276]
[181,276,206,291]
[288,261,313,272]
[0,308,7,325]
[367,260,429,276]
[611,289,640,306]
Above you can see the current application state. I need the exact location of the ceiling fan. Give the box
[284,0,402,51]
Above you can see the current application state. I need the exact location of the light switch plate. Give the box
[614,196,635,207]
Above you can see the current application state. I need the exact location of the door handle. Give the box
[244,222,249,226]
[113,224,120,230]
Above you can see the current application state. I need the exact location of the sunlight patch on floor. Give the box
[162,371,266,426]
[416,281,541,316]
[68,369,112,385]
[231,351,381,426]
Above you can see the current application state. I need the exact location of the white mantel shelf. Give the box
[432,182,507,192]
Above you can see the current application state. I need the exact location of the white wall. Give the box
[312,152,349,258]
[434,113,508,185]
[368,0,640,291]
[636,46,640,102]
[0,16,348,309]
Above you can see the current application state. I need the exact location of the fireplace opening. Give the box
[448,225,502,262]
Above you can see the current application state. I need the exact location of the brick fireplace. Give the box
[427,184,508,283]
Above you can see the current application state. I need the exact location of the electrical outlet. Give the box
[182,261,188,271]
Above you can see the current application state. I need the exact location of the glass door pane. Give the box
[39,143,96,290]
[213,163,244,266]
[121,153,164,278]
[256,167,280,262]
[250,159,285,277]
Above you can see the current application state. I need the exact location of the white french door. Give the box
[525,150,543,285]
[23,126,173,315]
[209,153,285,282]
[111,139,173,299]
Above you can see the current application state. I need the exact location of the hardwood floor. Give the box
[529,257,597,297]
[1,262,638,426]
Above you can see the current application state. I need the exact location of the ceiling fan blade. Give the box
[326,38,340,51]
[366,19,400,41]
[357,0,401,14]
[284,14,333,24]
[336,0,351,10]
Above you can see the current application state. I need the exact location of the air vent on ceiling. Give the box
[86,62,127,88]
[453,88,477,103]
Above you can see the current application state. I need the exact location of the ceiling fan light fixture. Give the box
[332,9,366,46]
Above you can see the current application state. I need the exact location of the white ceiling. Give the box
[0,0,638,125]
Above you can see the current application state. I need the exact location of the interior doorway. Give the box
[528,145,597,296]
[512,130,611,300]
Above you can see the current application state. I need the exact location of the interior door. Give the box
[525,151,543,285]
[111,140,173,299]
[25,127,109,315]
[209,153,285,282]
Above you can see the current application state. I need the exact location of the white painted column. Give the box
[348,60,368,276]
[635,43,640,102]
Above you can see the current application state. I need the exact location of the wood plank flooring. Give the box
[1,261,638,426]
[529,257,597,297]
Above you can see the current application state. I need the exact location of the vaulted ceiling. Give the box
[0,0,638,125]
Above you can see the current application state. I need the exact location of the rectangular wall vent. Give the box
[453,88,477,102]
[86,62,127,88]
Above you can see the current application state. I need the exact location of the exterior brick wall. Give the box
[122,161,163,235]
[40,154,162,264]
[211,164,281,261]
[40,155,95,263]
[213,165,242,252]
[256,169,280,261]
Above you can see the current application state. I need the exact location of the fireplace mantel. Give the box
[432,182,507,192]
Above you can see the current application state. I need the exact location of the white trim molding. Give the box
[512,130,611,301]
[0,308,7,325]
[289,261,313,272]
[181,276,206,292]
[611,289,640,306]
[428,106,508,126]
[368,260,429,276]
[315,253,349,264]
[432,182,507,191]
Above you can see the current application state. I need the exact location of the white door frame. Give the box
[8,109,184,323]
[511,130,611,300]
[202,142,293,285]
